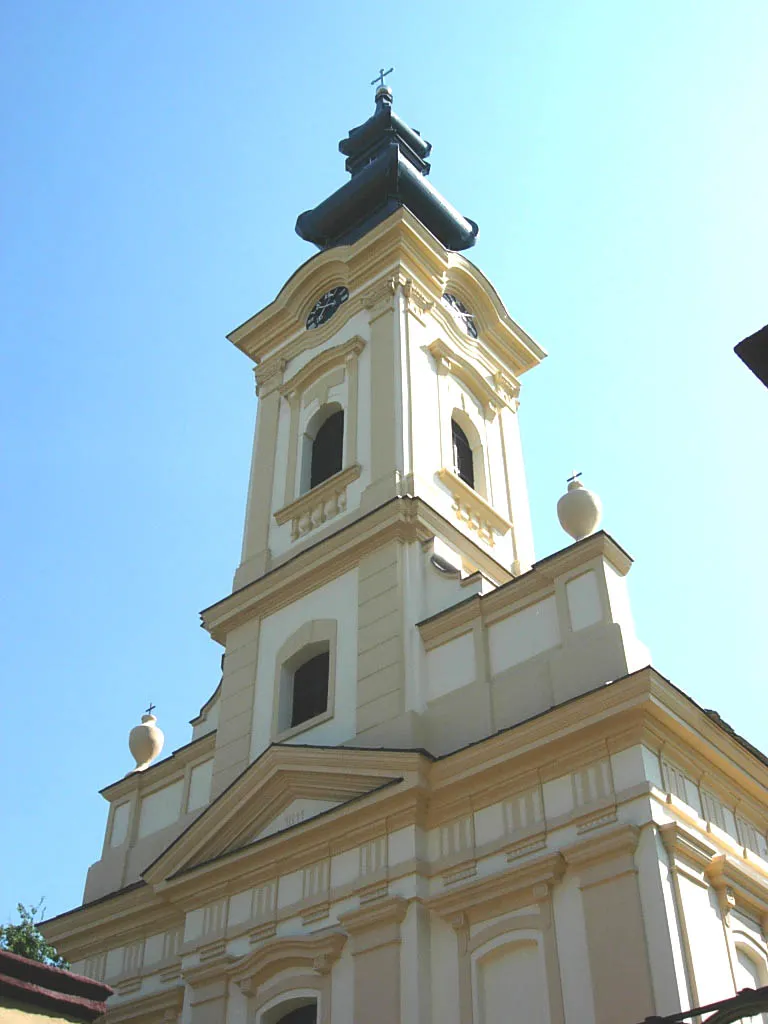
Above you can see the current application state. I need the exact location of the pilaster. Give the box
[339,896,409,1024]
[565,824,656,1024]
[235,368,283,590]
[360,279,402,513]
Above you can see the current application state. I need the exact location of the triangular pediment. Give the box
[248,796,345,843]
[143,744,428,887]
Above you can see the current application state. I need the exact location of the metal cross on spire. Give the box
[567,471,582,484]
[371,67,394,91]
[145,702,156,716]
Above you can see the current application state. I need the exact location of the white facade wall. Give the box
[75,739,768,1024]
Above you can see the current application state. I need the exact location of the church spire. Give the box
[295,87,479,252]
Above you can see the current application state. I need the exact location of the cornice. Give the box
[338,895,409,936]
[201,497,482,643]
[182,954,237,990]
[41,885,183,965]
[660,821,724,871]
[154,784,428,909]
[427,669,649,787]
[425,850,565,924]
[706,852,768,921]
[231,929,347,994]
[189,681,221,729]
[564,824,640,872]
[103,985,184,1024]
[427,338,516,418]
[226,208,544,377]
[100,733,216,802]
[417,531,632,649]
[442,258,546,367]
[279,335,365,398]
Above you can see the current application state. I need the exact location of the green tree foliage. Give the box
[0,902,68,969]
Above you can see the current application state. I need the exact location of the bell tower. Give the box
[200,86,551,798]
[231,85,544,592]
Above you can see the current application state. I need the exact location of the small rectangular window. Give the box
[291,651,330,727]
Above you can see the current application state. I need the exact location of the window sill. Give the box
[274,463,362,541]
[273,706,334,743]
[436,467,512,545]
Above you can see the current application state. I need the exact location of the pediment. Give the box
[248,796,344,843]
[143,745,427,887]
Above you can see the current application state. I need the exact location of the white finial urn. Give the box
[128,711,164,773]
[557,475,602,541]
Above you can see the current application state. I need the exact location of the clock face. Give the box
[442,292,478,339]
[306,286,349,330]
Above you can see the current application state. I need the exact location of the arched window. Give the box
[452,418,475,489]
[276,1006,317,1024]
[273,621,337,739]
[262,999,318,1024]
[291,650,330,728]
[310,409,344,489]
[735,946,768,1024]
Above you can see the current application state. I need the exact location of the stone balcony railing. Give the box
[274,464,362,541]
[436,467,511,547]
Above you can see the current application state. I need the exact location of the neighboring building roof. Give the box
[0,949,113,1022]
[735,323,768,388]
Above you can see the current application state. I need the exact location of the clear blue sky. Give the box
[1,1,766,923]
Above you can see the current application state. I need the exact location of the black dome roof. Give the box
[296,88,478,252]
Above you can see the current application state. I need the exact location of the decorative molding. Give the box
[274,463,361,540]
[436,467,512,545]
[339,895,409,955]
[248,920,277,946]
[103,986,184,1024]
[426,850,565,925]
[564,824,640,889]
[183,954,237,989]
[706,852,768,921]
[141,745,423,892]
[231,929,347,994]
[576,807,619,835]
[360,272,434,318]
[254,357,287,397]
[228,208,545,377]
[279,336,365,399]
[492,370,521,409]
[659,821,718,870]
[339,895,408,934]
[427,338,516,418]
[505,832,547,862]
[388,272,434,319]
[202,497,503,643]
[362,276,395,310]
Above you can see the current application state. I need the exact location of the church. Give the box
[43,83,768,1024]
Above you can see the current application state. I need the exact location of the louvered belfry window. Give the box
[291,651,330,728]
[452,419,475,489]
[310,410,344,489]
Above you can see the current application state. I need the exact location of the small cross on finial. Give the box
[145,702,156,717]
[371,66,394,91]
[567,470,582,485]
